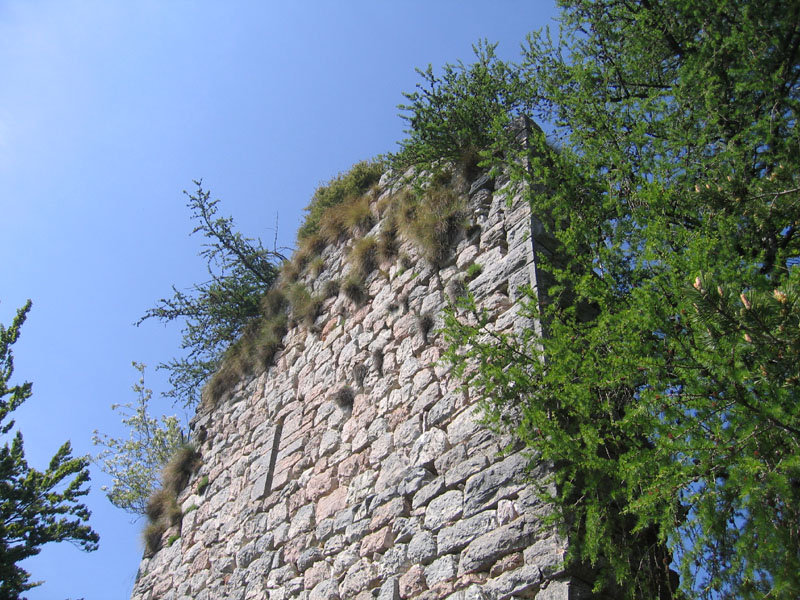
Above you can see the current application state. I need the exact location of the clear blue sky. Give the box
[0,2,559,598]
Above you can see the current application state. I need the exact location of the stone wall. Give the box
[129,158,589,599]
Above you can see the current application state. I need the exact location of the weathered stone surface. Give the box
[370,497,409,530]
[425,555,458,587]
[412,476,446,510]
[378,578,401,600]
[485,565,542,599]
[399,564,428,599]
[458,520,534,575]
[127,158,579,600]
[360,526,394,557]
[340,560,380,598]
[407,529,437,564]
[424,490,463,531]
[437,510,497,555]
[462,453,528,517]
[309,579,340,600]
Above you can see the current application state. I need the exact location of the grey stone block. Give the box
[458,519,535,575]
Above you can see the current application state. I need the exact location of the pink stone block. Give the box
[307,469,337,502]
[359,525,394,557]
[399,564,427,598]
[316,486,348,521]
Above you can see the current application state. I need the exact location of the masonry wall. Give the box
[129,159,588,600]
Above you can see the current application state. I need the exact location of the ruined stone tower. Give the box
[129,124,589,600]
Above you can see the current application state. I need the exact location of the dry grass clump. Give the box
[261,287,288,316]
[309,256,325,277]
[446,277,468,304]
[352,364,368,389]
[342,273,368,306]
[143,521,166,557]
[323,279,340,299]
[333,386,355,408]
[162,445,201,495]
[287,284,323,328]
[377,211,400,262]
[340,194,375,234]
[298,160,383,241]
[415,312,435,343]
[372,348,384,376]
[349,236,378,278]
[395,184,468,267]
[143,444,201,556]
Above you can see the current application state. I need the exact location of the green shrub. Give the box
[465,262,483,280]
[197,476,210,495]
[298,160,383,241]
[167,534,180,547]
[184,503,199,514]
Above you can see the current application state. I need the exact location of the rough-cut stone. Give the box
[128,148,583,600]
[378,577,400,600]
[360,526,394,557]
[399,564,428,599]
[485,564,542,599]
[407,529,437,565]
[309,579,340,600]
[458,520,534,575]
[462,453,528,517]
[424,490,463,531]
[437,510,497,555]
[370,497,409,530]
[425,555,458,587]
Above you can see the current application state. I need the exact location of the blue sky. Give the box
[0,2,558,598]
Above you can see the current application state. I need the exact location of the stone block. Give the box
[307,470,337,502]
[309,579,340,600]
[437,510,497,555]
[458,519,534,575]
[412,476,445,510]
[399,564,428,599]
[407,529,437,564]
[359,525,394,557]
[378,578,400,600]
[424,490,463,531]
[462,453,528,518]
[411,428,449,469]
[425,555,458,587]
[289,504,316,538]
[370,497,410,530]
[316,486,348,522]
[444,453,489,488]
[485,564,542,599]
[304,561,331,591]
[340,560,380,598]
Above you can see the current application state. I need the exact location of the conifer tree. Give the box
[400,1,800,597]
[0,301,99,598]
